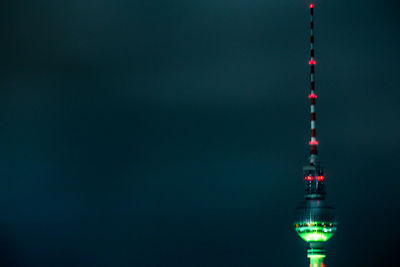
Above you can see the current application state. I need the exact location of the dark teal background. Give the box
[1,0,399,266]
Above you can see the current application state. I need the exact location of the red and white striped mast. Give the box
[302,3,326,195]
[308,3,318,166]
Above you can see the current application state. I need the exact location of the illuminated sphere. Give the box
[294,199,337,242]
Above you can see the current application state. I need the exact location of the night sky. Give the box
[1,0,400,266]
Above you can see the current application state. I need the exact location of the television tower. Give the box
[293,4,337,267]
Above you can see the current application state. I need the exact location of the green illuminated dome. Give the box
[294,221,337,242]
[294,199,337,243]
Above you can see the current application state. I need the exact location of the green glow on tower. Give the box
[294,221,337,242]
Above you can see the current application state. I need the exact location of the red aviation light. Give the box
[309,4,314,8]
[304,176,325,181]
[309,140,319,145]
[309,59,316,65]
[308,93,317,99]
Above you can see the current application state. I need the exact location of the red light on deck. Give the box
[304,176,324,181]
[305,176,313,181]
[308,93,317,99]
[309,59,316,65]
[309,140,319,145]
[310,4,314,8]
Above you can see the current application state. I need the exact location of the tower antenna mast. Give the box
[309,3,318,166]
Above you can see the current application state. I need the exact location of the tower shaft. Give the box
[308,246,326,267]
[309,255,325,267]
